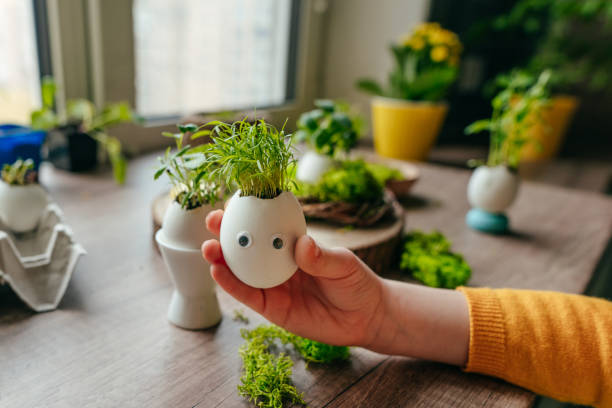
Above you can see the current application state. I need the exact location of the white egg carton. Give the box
[0,203,85,312]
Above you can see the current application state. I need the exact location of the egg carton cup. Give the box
[0,203,85,312]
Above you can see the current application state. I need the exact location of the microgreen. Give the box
[154,124,220,210]
[205,119,296,199]
[465,69,552,169]
[1,159,36,186]
[293,160,383,204]
[238,325,350,407]
[294,100,362,158]
[400,230,471,289]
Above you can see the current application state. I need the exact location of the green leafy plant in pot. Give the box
[31,77,135,184]
[356,23,462,161]
[294,100,361,183]
[0,159,47,233]
[465,69,552,233]
[154,124,223,329]
[204,118,307,289]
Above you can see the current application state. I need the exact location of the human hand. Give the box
[201,209,386,348]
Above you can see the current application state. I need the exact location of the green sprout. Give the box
[154,124,220,210]
[293,160,383,204]
[233,309,250,324]
[1,159,36,186]
[465,69,552,169]
[30,76,136,184]
[295,100,362,158]
[205,119,296,199]
[400,230,471,289]
[237,325,349,407]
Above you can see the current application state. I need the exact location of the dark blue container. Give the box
[0,124,46,170]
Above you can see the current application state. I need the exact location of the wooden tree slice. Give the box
[152,191,405,274]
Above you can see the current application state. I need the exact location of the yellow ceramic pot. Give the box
[520,95,579,161]
[371,97,448,161]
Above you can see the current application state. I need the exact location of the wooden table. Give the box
[1,152,611,408]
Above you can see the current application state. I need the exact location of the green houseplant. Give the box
[0,159,47,232]
[31,77,135,184]
[204,119,307,289]
[154,124,222,329]
[356,23,463,161]
[465,70,551,233]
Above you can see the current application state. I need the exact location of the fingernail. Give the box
[308,236,321,259]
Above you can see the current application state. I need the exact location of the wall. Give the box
[320,0,431,114]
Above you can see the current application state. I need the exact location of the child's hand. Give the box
[201,209,386,348]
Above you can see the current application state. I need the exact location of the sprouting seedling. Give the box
[294,100,362,158]
[204,118,296,199]
[154,124,220,210]
[1,159,36,186]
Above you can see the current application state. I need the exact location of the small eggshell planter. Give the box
[155,200,222,330]
[220,190,307,289]
[466,165,519,234]
[296,150,336,184]
[0,181,48,233]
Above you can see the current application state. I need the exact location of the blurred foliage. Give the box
[400,230,471,289]
[492,0,612,92]
[357,23,462,101]
[294,100,363,158]
[364,162,404,186]
[465,70,552,168]
[1,159,35,186]
[30,76,137,184]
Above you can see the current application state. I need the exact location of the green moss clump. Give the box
[400,230,471,289]
[237,325,350,407]
[294,160,383,204]
[364,162,404,186]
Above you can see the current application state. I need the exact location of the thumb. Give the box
[295,235,363,279]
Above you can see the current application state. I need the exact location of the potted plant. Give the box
[465,70,551,233]
[31,77,135,184]
[356,23,462,161]
[154,124,222,329]
[294,100,360,183]
[205,119,307,289]
[0,159,47,233]
[491,0,612,161]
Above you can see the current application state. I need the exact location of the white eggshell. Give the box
[161,200,219,250]
[467,165,520,213]
[220,191,307,288]
[296,150,335,184]
[0,181,48,232]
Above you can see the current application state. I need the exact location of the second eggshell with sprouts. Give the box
[220,191,307,288]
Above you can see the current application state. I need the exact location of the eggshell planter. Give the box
[220,191,307,289]
[466,165,519,234]
[296,150,335,184]
[155,201,222,330]
[0,181,48,233]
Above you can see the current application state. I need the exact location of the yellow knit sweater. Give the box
[458,287,612,407]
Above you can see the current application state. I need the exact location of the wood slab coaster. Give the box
[152,192,405,274]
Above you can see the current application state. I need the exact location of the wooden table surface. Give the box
[1,151,611,408]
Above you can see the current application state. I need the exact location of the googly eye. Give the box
[271,234,284,250]
[237,231,252,248]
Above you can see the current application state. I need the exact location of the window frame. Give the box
[46,0,326,154]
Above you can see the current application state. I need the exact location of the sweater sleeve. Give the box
[457,287,612,407]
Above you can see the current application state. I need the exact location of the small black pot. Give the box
[45,123,98,172]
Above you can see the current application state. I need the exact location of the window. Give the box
[133,0,294,118]
[0,0,41,124]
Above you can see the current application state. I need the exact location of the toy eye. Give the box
[237,231,252,248]
[271,234,284,250]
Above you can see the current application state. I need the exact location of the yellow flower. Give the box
[411,37,425,50]
[430,46,449,62]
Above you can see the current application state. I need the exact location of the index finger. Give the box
[205,209,224,237]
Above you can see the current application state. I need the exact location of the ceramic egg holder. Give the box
[466,165,519,234]
[0,203,85,312]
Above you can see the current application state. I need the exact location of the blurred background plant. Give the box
[357,22,462,101]
[294,100,363,158]
[465,70,552,168]
[1,159,36,186]
[30,77,136,184]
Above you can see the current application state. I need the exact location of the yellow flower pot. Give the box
[520,95,579,162]
[371,97,448,161]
